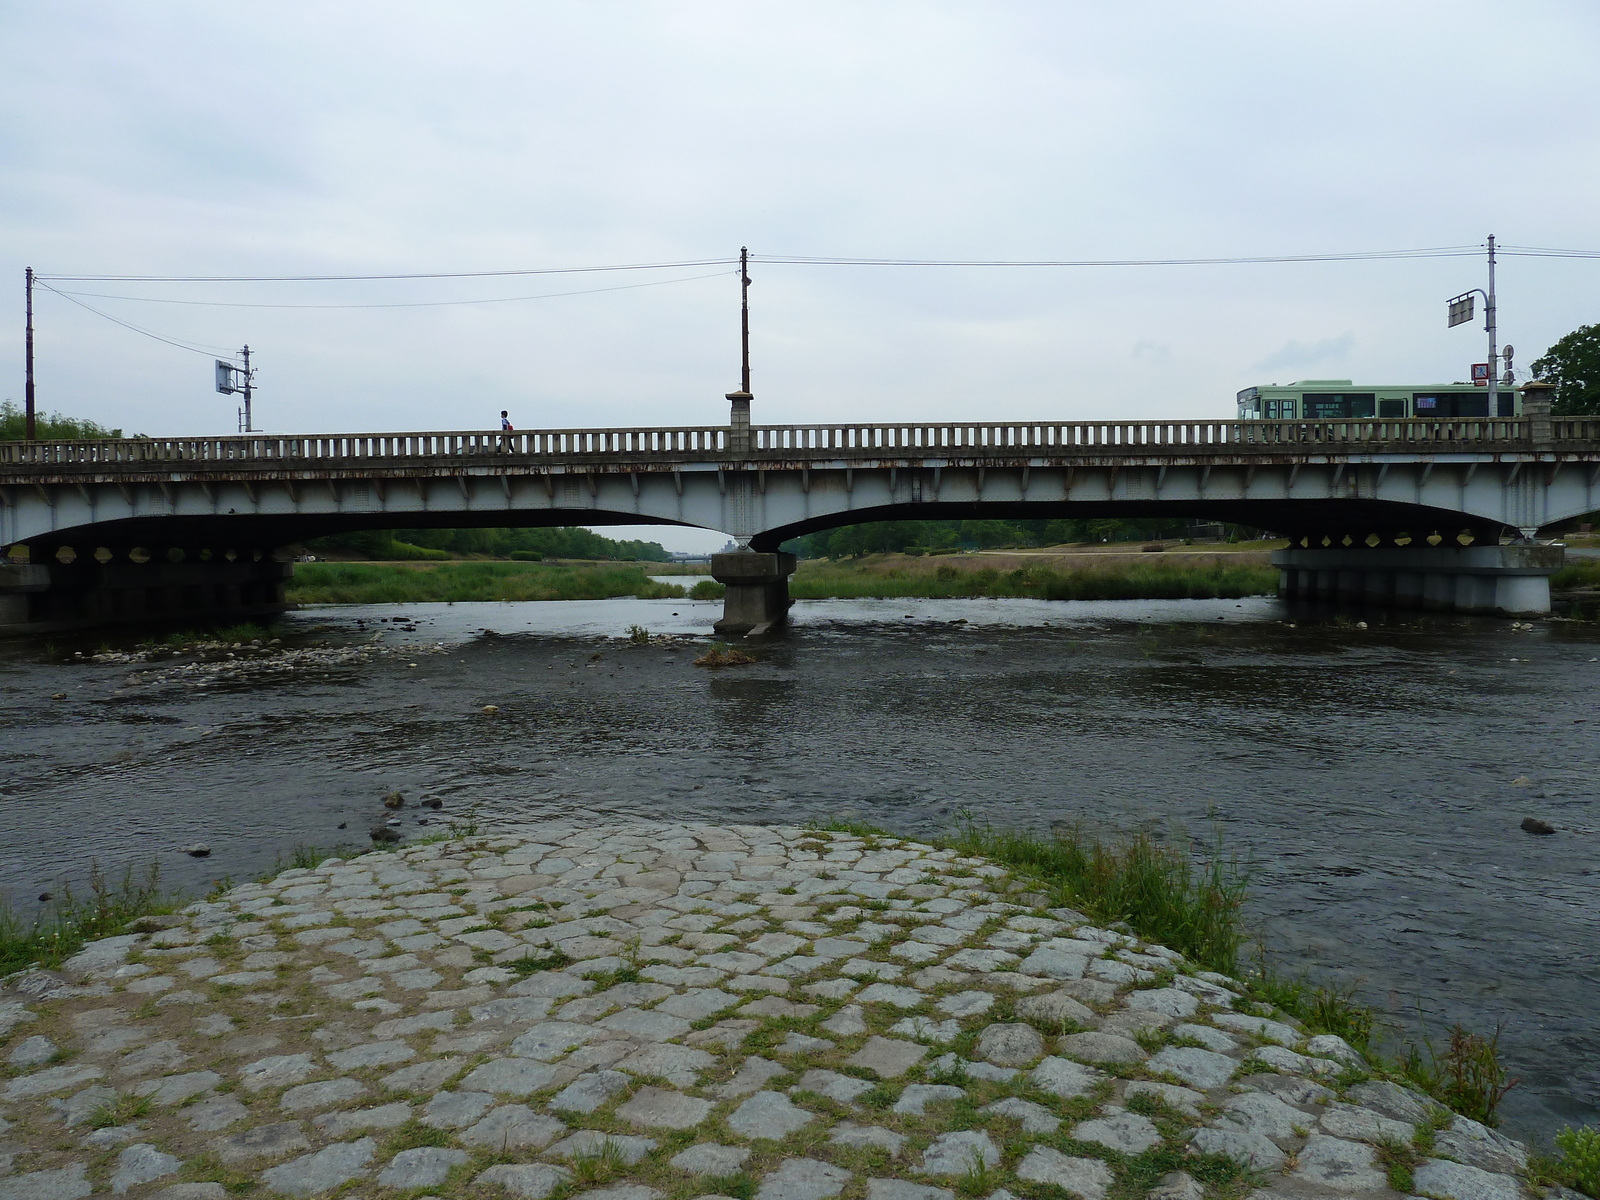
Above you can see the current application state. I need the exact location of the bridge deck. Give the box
[3,417,1599,481]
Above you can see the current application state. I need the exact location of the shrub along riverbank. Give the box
[285,560,685,604]
[788,555,1279,601]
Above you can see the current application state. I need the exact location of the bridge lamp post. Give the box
[215,346,257,434]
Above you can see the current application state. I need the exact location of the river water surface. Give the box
[1,594,1596,1141]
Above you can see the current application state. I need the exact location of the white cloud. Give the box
[1252,333,1355,374]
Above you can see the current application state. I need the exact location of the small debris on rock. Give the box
[383,791,404,809]
[1520,817,1555,835]
[183,844,212,858]
[369,824,402,843]
[481,705,500,714]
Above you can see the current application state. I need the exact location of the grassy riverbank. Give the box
[789,554,1278,601]
[286,560,686,604]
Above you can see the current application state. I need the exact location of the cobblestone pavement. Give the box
[0,824,1553,1200]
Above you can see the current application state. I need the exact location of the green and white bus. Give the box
[1235,380,1520,421]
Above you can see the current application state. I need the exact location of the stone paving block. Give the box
[474,1163,571,1199]
[1345,1079,1444,1124]
[460,1057,567,1096]
[600,1008,692,1041]
[136,1070,222,1106]
[889,1017,961,1044]
[382,1056,464,1092]
[777,1032,837,1055]
[1211,1012,1300,1046]
[1433,1116,1530,1175]
[1146,1045,1236,1089]
[830,1123,905,1155]
[845,1036,925,1079]
[981,1096,1060,1132]
[280,1078,364,1112]
[312,1102,412,1136]
[888,942,943,964]
[935,991,994,1018]
[378,1147,469,1189]
[173,1093,241,1133]
[1122,1081,1203,1118]
[943,948,1018,972]
[866,1182,952,1200]
[150,1186,226,1200]
[713,1056,787,1098]
[239,1053,317,1092]
[794,1069,875,1104]
[686,1019,760,1051]
[110,1145,182,1194]
[1123,987,1199,1019]
[511,1021,605,1059]
[422,1090,496,1128]
[975,1023,1045,1066]
[728,1090,815,1140]
[841,959,901,980]
[1188,1127,1285,1170]
[1028,1056,1104,1098]
[1294,1134,1386,1191]
[552,1070,632,1113]
[546,1131,657,1165]
[510,973,596,998]
[1017,948,1087,979]
[655,989,740,1020]
[1215,1091,1306,1139]
[615,1085,714,1130]
[258,1137,375,1198]
[1072,1109,1161,1154]
[1016,1148,1113,1199]
[892,1084,964,1115]
[8,1036,58,1067]
[920,1130,999,1176]
[754,1158,852,1200]
[1413,1159,1524,1200]
[471,997,555,1024]
[669,1143,751,1175]
[0,1164,92,1200]
[1057,1031,1146,1064]
[820,1006,868,1037]
[1171,1022,1235,1052]
[569,1186,660,1200]
[460,1104,566,1149]
[801,979,858,1001]
[3,1064,104,1100]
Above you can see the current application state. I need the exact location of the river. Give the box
[1,593,1596,1141]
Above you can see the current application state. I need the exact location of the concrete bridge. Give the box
[2,396,1597,633]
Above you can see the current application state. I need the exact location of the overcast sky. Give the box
[4,1,1598,551]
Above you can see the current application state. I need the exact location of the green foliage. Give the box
[1244,969,1373,1051]
[89,1093,153,1128]
[285,560,685,604]
[688,580,726,599]
[1552,561,1600,590]
[783,558,1276,602]
[1397,1024,1518,1127]
[1555,1125,1600,1197]
[0,863,176,976]
[627,624,650,644]
[948,818,1248,975]
[508,949,574,976]
[303,525,670,561]
[781,517,1254,558]
[0,399,127,441]
[1532,323,1600,415]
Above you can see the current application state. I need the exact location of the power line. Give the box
[33,258,738,284]
[750,246,1485,267]
[1499,245,1600,259]
[35,281,235,356]
[47,268,737,310]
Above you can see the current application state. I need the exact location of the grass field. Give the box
[286,560,686,604]
[788,554,1279,601]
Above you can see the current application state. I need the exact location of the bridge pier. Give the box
[0,555,293,636]
[1273,544,1562,615]
[711,551,796,637]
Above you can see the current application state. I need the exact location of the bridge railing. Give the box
[5,417,1600,469]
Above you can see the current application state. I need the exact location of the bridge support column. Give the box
[0,555,294,637]
[1272,544,1562,615]
[711,551,796,637]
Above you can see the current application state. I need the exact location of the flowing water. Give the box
[1,594,1596,1141]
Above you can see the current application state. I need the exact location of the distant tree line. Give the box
[303,527,671,561]
[782,517,1253,558]
[1532,323,1600,415]
[0,400,127,440]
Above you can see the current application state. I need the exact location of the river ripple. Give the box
[0,594,1595,1140]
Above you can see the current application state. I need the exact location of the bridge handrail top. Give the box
[0,414,1558,449]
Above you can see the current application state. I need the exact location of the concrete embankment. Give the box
[0,823,1553,1200]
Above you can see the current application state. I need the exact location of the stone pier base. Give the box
[0,557,294,636]
[1272,544,1562,614]
[711,551,796,636]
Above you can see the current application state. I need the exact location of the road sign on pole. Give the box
[1447,294,1475,327]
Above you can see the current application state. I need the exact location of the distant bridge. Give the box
[3,410,1597,633]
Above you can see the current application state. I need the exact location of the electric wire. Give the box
[750,246,1484,266]
[34,281,236,357]
[46,268,738,310]
[33,258,738,283]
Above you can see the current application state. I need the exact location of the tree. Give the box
[1531,324,1600,415]
[0,400,125,440]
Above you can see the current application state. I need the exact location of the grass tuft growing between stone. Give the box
[0,861,178,976]
[1396,1023,1519,1127]
[1554,1125,1600,1198]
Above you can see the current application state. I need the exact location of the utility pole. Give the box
[740,245,751,394]
[239,343,253,433]
[1485,235,1499,418]
[24,268,35,440]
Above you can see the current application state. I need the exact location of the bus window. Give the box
[1304,393,1375,419]
[1379,399,1406,417]
[1265,400,1279,418]
[1282,400,1296,418]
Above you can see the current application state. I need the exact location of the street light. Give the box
[1446,234,1505,418]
